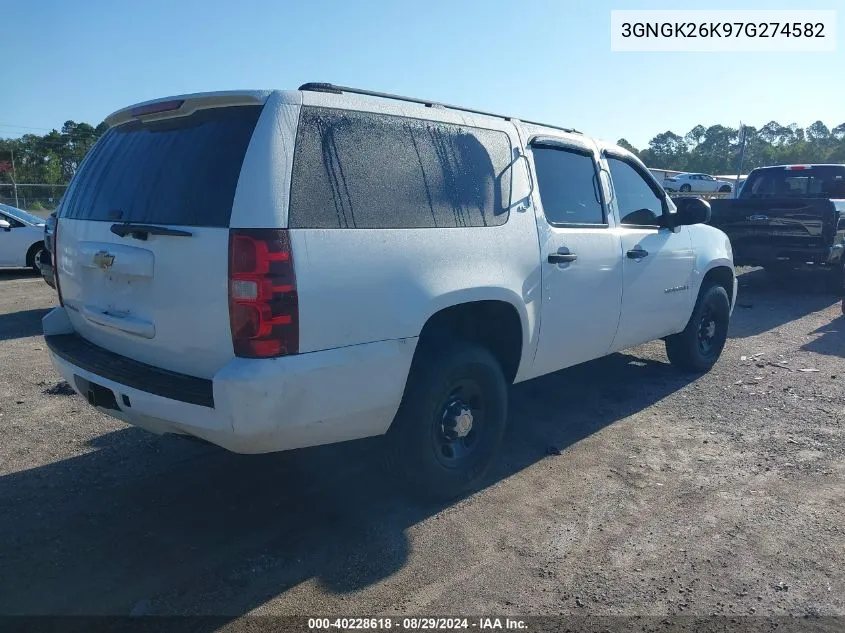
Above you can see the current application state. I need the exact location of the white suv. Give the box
[44,84,736,499]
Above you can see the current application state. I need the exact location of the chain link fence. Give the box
[0,184,68,213]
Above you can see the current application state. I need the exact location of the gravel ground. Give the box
[0,267,843,620]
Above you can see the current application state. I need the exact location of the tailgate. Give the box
[710,197,836,249]
[56,102,264,378]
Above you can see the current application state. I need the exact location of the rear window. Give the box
[61,106,262,227]
[744,166,845,199]
[289,107,513,229]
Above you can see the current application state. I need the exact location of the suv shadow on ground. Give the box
[0,350,695,618]
[0,307,51,341]
[800,314,845,358]
[729,267,841,339]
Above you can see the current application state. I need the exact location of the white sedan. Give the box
[664,173,733,193]
[0,203,48,271]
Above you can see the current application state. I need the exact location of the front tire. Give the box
[718,185,732,193]
[386,340,507,501]
[666,284,730,373]
[26,242,46,273]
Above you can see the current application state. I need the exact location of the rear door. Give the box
[56,100,264,378]
[528,137,623,376]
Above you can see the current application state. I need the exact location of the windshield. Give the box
[0,203,46,225]
[743,166,845,198]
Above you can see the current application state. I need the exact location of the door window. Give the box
[606,156,665,227]
[531,146,605,226]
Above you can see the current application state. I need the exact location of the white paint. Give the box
[44,86,736,455]
[0,204,45,268]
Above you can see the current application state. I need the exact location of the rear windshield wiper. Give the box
[110,223,193,240]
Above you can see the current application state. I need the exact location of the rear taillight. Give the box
[53,220,64,306]
[228,229,298,358]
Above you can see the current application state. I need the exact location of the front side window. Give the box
[606,156,665,227]
[531,146,605,226]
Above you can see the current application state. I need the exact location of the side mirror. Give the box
[0,219,11,231]
[672,197,711,226]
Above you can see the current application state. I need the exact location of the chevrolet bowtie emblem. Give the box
[93,250,115,269]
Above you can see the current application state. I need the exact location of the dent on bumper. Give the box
[42,308,418,453]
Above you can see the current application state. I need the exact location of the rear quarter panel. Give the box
[292,217,541,381]
[288,100,541,382]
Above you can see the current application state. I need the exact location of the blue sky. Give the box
[1,0,842,148]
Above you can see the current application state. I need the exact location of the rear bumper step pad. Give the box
[45,333,214,408]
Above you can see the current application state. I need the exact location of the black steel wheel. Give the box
[386,340,507,501]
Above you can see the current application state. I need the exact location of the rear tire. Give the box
[679,184,692,192]
[718,185,731,193]
[386,340,507,502]
[666,284,730,373]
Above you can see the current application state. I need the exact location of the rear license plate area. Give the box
[74,376,120,411]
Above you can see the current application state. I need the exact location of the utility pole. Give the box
[735,123,748,199]
[10,147,19,207]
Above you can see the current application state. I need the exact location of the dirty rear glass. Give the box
[60,106,262,227]
[289,107,513,229]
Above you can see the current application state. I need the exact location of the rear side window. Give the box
[61,106,262,227]
[289,107,513,229]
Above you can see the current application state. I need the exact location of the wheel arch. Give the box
[414,292,528,385]
[26,240,46,269]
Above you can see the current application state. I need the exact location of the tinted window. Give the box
[744,166,845,198]
[531,146,605,225]
[289,107,512,229]
[62,106,262,227]
[607,157,664,226]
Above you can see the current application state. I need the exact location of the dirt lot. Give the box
[0,267,843,620]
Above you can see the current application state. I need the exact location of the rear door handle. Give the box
[548,252,578,264]
[627,248,649,260]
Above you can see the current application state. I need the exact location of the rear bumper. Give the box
[41,263,55,288]
[732,243,843,268]
[42,307,417,453]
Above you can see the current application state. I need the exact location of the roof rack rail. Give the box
[298,82,581,135]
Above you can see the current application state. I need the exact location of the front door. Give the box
[603,154,695,352]
[528,139,623,378]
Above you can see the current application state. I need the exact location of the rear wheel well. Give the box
[702,266,734,303]
[415,301,523,384]
[26,241,45,268]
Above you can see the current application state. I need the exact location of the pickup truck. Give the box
[709,164,845,293]
[42,84,736,500]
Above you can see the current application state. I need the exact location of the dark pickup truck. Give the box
[709,164,845,294]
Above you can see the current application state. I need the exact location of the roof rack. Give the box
[298,83,581,135]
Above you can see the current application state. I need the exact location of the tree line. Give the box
[0,121,107,209]
[3,118,845,209]
[619,120,845,175]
